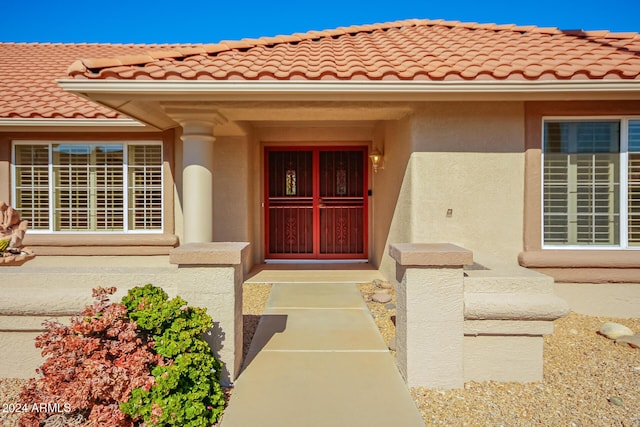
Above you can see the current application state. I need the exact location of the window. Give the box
[543,118,640,247]
[13,142,162,233]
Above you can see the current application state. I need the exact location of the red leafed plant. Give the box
[19,287,163,427]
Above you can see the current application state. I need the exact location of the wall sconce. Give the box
[369,148,384,173]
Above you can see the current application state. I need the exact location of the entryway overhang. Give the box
[58,79,640,132]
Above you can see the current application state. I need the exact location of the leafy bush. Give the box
[20,285,226,427]
[120,284,225,426]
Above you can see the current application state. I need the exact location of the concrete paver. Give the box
[266,282,366,309]
[253,308,387,351]
[245,268,384,284]
[221,283,425,427]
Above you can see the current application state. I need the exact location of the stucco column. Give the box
[180,120,216,243]
[389,243,473,389]
[162,103,227,245]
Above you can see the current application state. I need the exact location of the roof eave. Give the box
[0,117,144,128]
[58,79,640,102]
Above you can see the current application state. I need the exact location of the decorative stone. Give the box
[608,396,624,406]
[384,303,396,310]
[379,280,393,289]
[615,334,640,349]
[0,201,35,266]
[599,322,634,340]
[372,293,392,304]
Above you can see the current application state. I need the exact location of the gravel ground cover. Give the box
[360,281,640,427]
[242,283,272,362]
[2,281,639,427]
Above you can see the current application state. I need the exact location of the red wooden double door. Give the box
[265,147,368,259]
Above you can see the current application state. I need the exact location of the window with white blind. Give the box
[543,118,640,248]
[12,142,163,233]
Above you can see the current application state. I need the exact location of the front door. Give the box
[265,147,367,259]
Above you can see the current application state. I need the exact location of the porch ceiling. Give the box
[89,98,414,134]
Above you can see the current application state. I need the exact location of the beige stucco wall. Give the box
[377,102,525,280]
[212,136,252,243]
[373,117,413,276]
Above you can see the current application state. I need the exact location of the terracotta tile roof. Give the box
[0,42,194,119]
[67,19,640,82]
[2,19,639,120]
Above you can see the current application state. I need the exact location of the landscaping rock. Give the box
[379,281,393,289]
[608,396,624,406]
[384,303,396,310]
[372,293,392,304]
[615,334,640,349]
[598,322,634,340]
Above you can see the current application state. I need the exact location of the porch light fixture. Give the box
[369,148,384,173]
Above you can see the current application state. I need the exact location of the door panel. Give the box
[319,150,365,255]
[266,150,313,255]
[265,147,367,259]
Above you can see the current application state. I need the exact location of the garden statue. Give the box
[0,200,35,265]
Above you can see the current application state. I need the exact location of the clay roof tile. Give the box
[3,19,640,119]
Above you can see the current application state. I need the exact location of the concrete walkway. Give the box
[221,283,425,427]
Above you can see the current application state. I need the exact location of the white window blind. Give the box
[128,145,162,230]
[12,142,162,233]
[14,145,50,230]
[542,119,640,248]
[628,120,640,246]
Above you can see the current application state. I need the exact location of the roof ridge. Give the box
[63,19,509,74]
[65,18,640,76]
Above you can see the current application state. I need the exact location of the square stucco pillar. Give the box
[389,243,473,389]
[170,242,249,386]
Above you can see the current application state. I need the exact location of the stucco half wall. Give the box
[0,245,248,386]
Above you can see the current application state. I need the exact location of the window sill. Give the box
[23,234,179,256]
[519,250,640,268]
[519,250,640,283]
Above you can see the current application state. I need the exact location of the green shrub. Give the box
[120,284,225,426]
